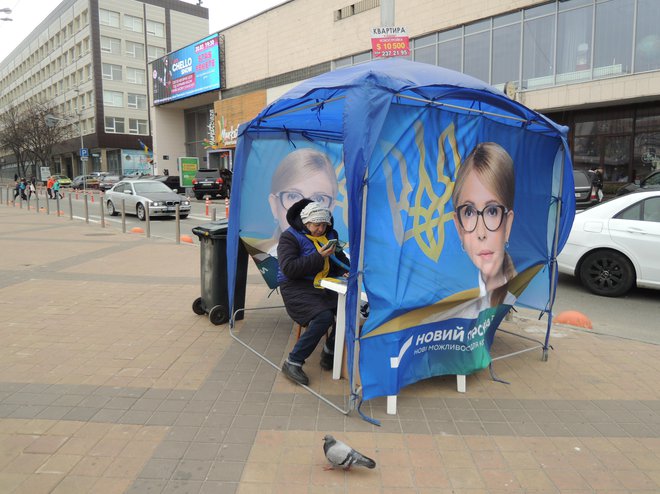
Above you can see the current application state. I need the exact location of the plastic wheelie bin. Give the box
[191,219,248,325]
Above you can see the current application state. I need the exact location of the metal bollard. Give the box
[69,193,73,220]
[100,194,105,228]
[212,207,217,221]
[19,194,23,209]
[145,202,151,238]
[84,194,89,224]
[121,199,126,233]
[46,192,50,215]
[56,194,61,216]
[36,193,40,213]
[175,204,181,244]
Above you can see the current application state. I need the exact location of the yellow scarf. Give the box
[305,234,330,288]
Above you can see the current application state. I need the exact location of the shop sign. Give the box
[371,26,410,58]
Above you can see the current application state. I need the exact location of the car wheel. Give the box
[137,203,146,221]
[192,297,205,315]
[209,305,228,325]
[578,250,635,297]
[107,200,118,216]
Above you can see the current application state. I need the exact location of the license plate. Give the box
[202,183,212,187]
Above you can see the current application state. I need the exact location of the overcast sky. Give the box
[0,0,285,64]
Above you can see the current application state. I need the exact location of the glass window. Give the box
[642,198,660,223]
[438,27,461,43]
[523,14,555,88]
[637,105,660,130]
[125,41,144,59]
[556,5,592,82]
[353,51,371,64]
[414,44,436,65]
[594,0,633,76]
[494,11,520,28]
[105,116,125,133]
[146,20,164,37]
[465,19,489,35]
[99,9,120,28]
[100,36,121,54]
[101,63,122,80]
[129,119,148,135]
[438,38,461,72]
[124,14,143,33]
[147,45,166,62]
[464,30,489,83]
[616,202,641,220]
[103,90,123,107]
[603,135,631,182]
[126,67,146,84]
[127,93,147,110]
[634,132,660,179]
[635,0,660,72]
[492,22,521,86]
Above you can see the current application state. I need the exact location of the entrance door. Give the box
[207,149,233,171]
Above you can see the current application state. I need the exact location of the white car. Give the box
[558,190,660,297]
[105,179,191,221]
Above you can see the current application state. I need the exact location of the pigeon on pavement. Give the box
[322,434,376,470]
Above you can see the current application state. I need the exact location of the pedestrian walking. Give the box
[19,179,28,200]
[46,176,54,199]
[13,180,20,200]
[28,181,36,200]
[52,178,63,199]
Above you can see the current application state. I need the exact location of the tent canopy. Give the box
[228,58,574,403]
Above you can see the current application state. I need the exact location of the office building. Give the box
[0,0,207,180]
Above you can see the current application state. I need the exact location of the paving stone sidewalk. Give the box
[0,205,659,493]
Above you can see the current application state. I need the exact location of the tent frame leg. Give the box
[229,307,350,416]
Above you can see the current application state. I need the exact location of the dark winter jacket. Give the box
[277,199,350,326]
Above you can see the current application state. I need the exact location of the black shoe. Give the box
[282,362,309,385]
[320,349,334,371]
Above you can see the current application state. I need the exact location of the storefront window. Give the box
[634,0,660,72]
[492,22,520,86]
[556,5,593,83]
[464,29,489,83]
[634,132,660,179]
[594,0,634,76]
[523,12,555,88]
[438,38,461,72]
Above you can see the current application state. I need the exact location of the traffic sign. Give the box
[80,148,89,157]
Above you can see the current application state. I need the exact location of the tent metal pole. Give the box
[261,95,346,120]
[350,169,370,411]
[228,307,351,416]
[543,145,566,361]
[394,94,530,123]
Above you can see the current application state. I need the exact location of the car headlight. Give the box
[151,201,163,207]
[182,200,190,206]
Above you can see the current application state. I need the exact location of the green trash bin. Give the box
[191,219,248,325]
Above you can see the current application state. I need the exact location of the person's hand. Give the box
[319,243,335,258]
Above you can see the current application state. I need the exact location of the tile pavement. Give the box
[0,202,659,493]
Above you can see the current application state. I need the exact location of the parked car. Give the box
[52,174,72,187]
[90,171,109,178]
[615,169,660,197]
[573,169,602,209]
[557,190,660,297]
[105,179,191,220]
[71,175,100,190]
[192,168,228,200]
[151,174,181,191]
[97,174,122,192]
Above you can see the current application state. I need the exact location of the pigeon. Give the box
[322,434,376,470]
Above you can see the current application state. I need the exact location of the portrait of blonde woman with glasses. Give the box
[451,141,517,310]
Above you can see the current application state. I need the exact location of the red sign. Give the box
[371,28,410,58]
[371,36,410,58]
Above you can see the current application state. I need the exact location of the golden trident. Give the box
[383,120,462,261]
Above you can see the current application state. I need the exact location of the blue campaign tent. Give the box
[227,58,574,410]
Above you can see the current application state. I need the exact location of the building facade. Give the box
[208,0,659,191]
[0,0,207,181]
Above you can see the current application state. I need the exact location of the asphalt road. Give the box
[12,189,659,345]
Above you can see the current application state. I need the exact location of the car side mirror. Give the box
[172,188,178,193]
[125,190,133,195]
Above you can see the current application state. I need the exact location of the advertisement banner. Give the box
[121,149,152,176]
[178,157,199,188]
[152,34,221,106]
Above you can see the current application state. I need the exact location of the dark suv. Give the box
[192,168,228,200]
[573,169,602,209]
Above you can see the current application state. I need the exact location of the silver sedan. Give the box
[105,179,191,220]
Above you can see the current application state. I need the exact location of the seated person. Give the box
[277,199,350,385]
